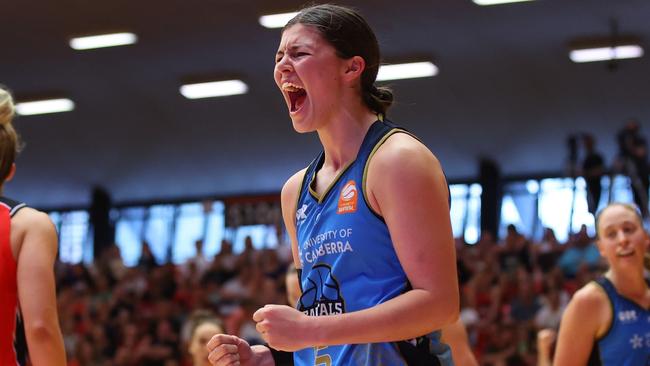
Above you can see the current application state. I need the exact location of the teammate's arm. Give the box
[441,319,478,366]
[207,169,305,365]
[15,209,66,365]
[553,283,609,366]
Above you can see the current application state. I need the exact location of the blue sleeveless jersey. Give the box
[293,120,453,366]
[590,277,650,366]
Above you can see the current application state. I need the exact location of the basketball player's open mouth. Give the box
[289,90,307,112]
[282,82,307,113]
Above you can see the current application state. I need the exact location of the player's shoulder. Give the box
[573,281,610,307]
[564,281,612,337]
[368,130,444,190]
[281,168,309,211]
[12,207,55,234]
[565,281,611,325]
[372,131,440,171]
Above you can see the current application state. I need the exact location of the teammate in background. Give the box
[440,320,479,366]
[187,310,224,366]
[207,4,458,365]
[0,87,66,365]
[539,203,650,365]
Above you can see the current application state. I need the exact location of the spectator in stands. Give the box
[498,224,532,273]
[183,240,211,281]
[616,120,649,216]
[556,224,601,278]
[138,241,159,272]
[534,285,566,330]
[582,134,605,215]
[532,227,563,273]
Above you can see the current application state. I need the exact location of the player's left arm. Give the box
[16,209,66,365]
[344,132,460,338]
[254,133,459,350]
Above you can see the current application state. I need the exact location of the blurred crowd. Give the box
[56,237,290,366]
[54,223,606,366]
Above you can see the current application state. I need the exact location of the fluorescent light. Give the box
[180,80,249,99]
[569,45,644,63]
[15,98,75,116]
[473,0,534,5]
[259,12,299,29]
[376,62,438,82]
[69,32,137,50]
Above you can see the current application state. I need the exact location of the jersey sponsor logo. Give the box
[298,264,345,317]
[630,334,644,349]
[337,180,358,214]
[619,310,639,323]
[296,203,310,225]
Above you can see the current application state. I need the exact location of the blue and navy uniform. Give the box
[589,277,650,366]
[293,119,453,366]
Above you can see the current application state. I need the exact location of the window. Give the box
[499,180,538,239]
[449,183,482,243]
[115,207,146,266]
[58,210,91,264]
[173,203,205,264]
[227,224,279,253]
[204,201,226,258]
[145,204,175,264]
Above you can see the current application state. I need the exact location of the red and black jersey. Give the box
[0,196,27,366]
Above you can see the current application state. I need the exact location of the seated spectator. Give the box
[509,274,541,326]
[534,285,567,330]
[557,225,601,277]
[532,227,564,273]
[498,224,532,273]
[185,310,224,366]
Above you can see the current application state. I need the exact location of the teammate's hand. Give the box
[206,334,253,366]
[253,304,315,351]
[537,328,557,355]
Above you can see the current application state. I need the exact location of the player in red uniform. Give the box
[0,86,66,365]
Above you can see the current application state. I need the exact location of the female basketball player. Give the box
[187,310,224,366]
[546,203,650,365]
[207,4,458,365]
[0,87,66,365]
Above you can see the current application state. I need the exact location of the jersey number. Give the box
[315,346,331,366]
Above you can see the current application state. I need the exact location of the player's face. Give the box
[189,322,223,366]
[274,24,347,133]
[596,205,650,271]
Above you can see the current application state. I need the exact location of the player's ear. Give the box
[343,56,365,83]
[4,163,16,182]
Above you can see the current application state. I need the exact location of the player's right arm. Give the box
[14,208,66,365]
[553,283,610,366]
[208,169,306,366]
[280,168,307,270]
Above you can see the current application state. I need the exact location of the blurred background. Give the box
[1,0,649,364]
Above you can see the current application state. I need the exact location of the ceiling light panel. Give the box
[473,0,535,5]
[259,12,299,29]
[376,62,439,82]
[15,98,75,116]
[69,32,138,50]
[180,80,249,99]
[569,45,644,63]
